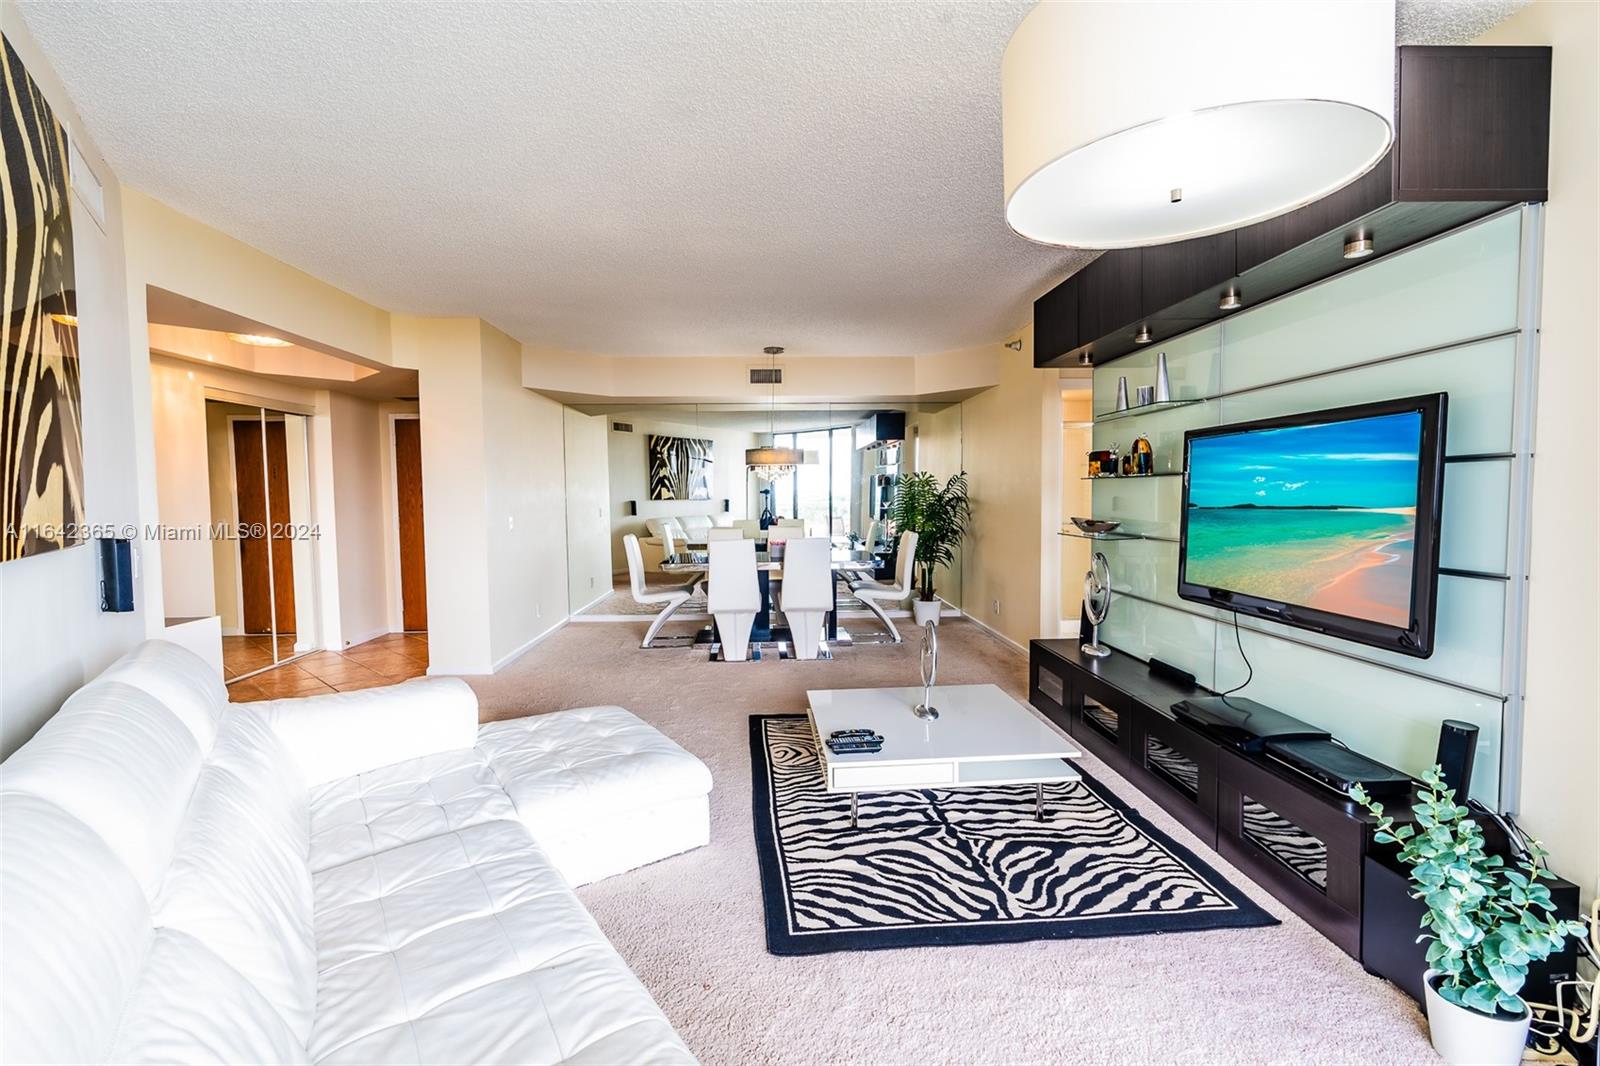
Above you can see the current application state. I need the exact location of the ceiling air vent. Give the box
[611,421,634,433]
[749,367,783,385]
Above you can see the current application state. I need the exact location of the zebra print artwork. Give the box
[2,34,83,562]
[647,434,712,501]
[751,716,1275,955]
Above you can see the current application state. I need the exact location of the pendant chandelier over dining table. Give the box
[1001,0,1397,249]
[746,346,806,482]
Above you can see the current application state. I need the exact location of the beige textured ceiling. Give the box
[18,1,1523,359]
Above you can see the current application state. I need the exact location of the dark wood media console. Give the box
[1029,639,1380,957]
[1028,639,1583,1008]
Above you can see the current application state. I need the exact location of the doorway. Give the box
[392,416,428,632]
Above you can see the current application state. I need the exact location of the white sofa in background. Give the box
[638,514,718,570]
[0,640,712,1065]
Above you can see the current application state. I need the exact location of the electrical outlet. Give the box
[507,515,515,531]
[536,603,542,619]
[992,598,1001,616]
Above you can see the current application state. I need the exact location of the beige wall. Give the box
[481,322,571,667]
[328,391,389,646]
[1477,2,1599,901]
[396,317,578,672]
[563,409,613,612]
[606,417,757,571]
[150,361,215,620]
[958,330,1061,649]
[526,343,1003,406]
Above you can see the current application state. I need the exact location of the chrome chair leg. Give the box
[642,596,689,648]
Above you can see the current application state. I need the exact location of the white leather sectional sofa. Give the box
[0,640,712,1065]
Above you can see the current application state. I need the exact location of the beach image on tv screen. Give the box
[1185,410,1422,628]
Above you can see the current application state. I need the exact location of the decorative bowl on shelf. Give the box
[1069,517,1121,535]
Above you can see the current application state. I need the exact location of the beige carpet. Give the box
[467,620,1438,1066]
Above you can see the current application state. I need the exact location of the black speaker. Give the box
[623,500,637,517]
[98,537,135,613]
[1435,719,1478,799]
[722,499,731,513]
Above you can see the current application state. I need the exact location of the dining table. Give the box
[660,542,879,644]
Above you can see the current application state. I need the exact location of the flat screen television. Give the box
[1178,394,1448,658]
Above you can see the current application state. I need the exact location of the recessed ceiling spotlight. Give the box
[227,332,292,348]
[1134,324,1153,345]
[48,313,78,327]
[1343,231,1376,259]
[1219,288,1243,312]
[1002,1,1396,248]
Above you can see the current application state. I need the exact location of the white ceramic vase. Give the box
[913,599,942,626]
[1422,970,1531,1066]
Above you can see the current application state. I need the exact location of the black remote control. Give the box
[827,738,884,753]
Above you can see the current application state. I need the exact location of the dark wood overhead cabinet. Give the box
[1033,46,1553,369]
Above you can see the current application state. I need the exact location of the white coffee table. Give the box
[806,684,1083,828]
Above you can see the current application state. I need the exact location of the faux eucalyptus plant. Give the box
[1351,767,1587,1017]
[887,471,971,602]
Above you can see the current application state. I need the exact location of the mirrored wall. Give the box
[206,400,318,681]
[586,401,964,608]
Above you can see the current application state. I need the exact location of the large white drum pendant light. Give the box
[1002,1,1396,249]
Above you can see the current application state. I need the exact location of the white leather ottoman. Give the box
[479,707,712,887]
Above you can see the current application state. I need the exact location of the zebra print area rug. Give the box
[751,715,1276,955]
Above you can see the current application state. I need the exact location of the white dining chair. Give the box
[623,534,700,648]
[850,530,918,644]
[706,527,744,542]
[864,519,884,549]
[733,519,762,539]
[779,537,833,660]
[707,538,761,661]
[775,517,805,534]
[657,524,707,596]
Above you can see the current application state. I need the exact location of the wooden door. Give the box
[233,419,296,636]
[394,418,428,631]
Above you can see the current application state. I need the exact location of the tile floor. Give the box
[226,632,428,701]
[220,634,302,681]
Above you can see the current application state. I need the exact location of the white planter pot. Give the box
[1422,970,1531,1066]
[912,599,942,626]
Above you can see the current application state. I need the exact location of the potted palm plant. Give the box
[887,470,971,626]
[1351,768,1587,1066]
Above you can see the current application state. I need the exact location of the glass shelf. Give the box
[1081,472,1183,481]
[1060,528,1142,542]
[1059,528,1179,544]
[1093,398,1206,424]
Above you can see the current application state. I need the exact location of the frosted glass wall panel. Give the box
[1090,399,1216,476]
[1440,461,1512,575]
[1093,536,1206,615]
[1213,624,1504,806]
[1241,575,1506,694]
[1090,477,1186,540]
[1221,210,1521,395]
[1092,325,1222,418]
[1100,597,1218,691]
[1217,337,1516,457]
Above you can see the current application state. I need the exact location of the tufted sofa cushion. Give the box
[309,819,691,1064]
[306,748,516,873]
[478,707,713,885]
